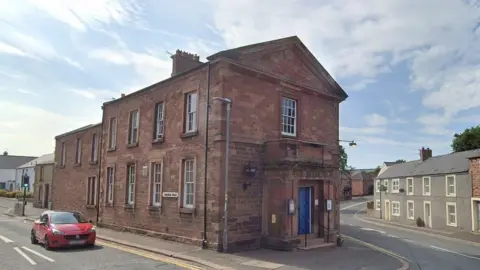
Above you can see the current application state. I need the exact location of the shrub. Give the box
[416,217,425,227]
[0,190,33,198]
[366,201,374,210]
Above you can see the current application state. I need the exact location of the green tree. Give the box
[452,125,480,152]
[395,159,406,163]
[373,165,381,176]
[339,145,354,174]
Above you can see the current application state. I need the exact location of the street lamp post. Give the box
[213,97,232,253]
[338,139,357,147]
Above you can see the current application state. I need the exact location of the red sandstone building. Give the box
[52,36,348,252]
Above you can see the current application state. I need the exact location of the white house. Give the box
[15,153,54,193]
[0,151,37,191]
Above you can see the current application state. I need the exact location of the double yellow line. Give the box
[97,240,204,270]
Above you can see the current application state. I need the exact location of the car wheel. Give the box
[30,230,38,244]
[44,236,51,250]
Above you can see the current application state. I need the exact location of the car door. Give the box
[36,214,49,240]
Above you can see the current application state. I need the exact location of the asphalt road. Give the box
[0,215,193,270]
[340,197,480,270]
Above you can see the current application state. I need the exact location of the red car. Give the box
[31,210,96,249]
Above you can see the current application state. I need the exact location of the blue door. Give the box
[298,187,311,235]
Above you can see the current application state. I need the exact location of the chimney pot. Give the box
[171,49,203,77]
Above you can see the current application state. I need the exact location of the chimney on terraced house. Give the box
[420,147,432,161]
[171,50,203,77]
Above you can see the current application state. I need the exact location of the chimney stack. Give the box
[171,50,203,77]
[420,147,432,161]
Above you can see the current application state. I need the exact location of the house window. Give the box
[446,202,457,227]
[86,177,96,205]
[423,176,431,196]
[151,163,162,206]
[281,97,297,136]
[392,179,399,193]
[375,180,381,193]
[106,167,114,204]
[183,159,195,208]
[127,164,136,205]
[60,142,66,166]
[128,110,139,145]
[154,103,164,140]
[185,92,197,133]
[406,177,414,195]
[392,201,400,216]
[446,175,456,197]
[91,133,98,162]
[383,179,388,192]
[108,117,117,149]
[375,200,381,210]
[407,200,414,220]
[75,138,82,164]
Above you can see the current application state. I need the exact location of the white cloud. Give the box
[347,78,376,91]
[16,89,39,96]
[417,113,453,135]
[88,48,130,65]
[364,113,388,126]
[0,41,31,57]
[340,126,386,135]
[66,88,121,100]
[62,57,84,70]
[0,101,96,156]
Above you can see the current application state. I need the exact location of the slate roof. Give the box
[55,123,101,139]
[17,153,54,168]
[377,149,480,179]
[384,161,405,166]
[0,155,37,169]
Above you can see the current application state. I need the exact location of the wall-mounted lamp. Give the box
[243,161,257,190]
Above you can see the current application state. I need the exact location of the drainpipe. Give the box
[96,106,105,224]
[202,62,211,249]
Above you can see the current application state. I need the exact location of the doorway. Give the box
[384,200,391,221]
[424,201,432,228]
[44,184,49,209]
[298,186,313,235]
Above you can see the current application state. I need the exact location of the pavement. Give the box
[340,197,480,270]
[0,197,407,270]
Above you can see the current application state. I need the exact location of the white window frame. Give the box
[375,200,381,211]
[128,110,139,145]
[383,179,389,192]
[445,175,456,197]
[109,117,117,149]
[406,177,414,195]
[422,176,431,196]
[392,201,400,216]
[151,162,163,207]
[446,202,457,227]
[60,142,66,166]
[91,133,98,162]
[185,92,197,133]
[155,103,165,139]
[127,164,136,205]
[106,166,114,204]
[375,180,381,193]
[86,177,96,205]
[183,159,195,208]
[76,138,82,164]
[392,179,400,193]
[407,200,414,220]
[281,97,297,136]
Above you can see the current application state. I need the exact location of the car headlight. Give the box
[88,226,96,233]
[51,228,64,235]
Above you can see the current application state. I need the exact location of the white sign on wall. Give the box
[162,192,179,198]
[326,200,332,211]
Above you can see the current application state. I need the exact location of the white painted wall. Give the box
[0,169,16,190]
[15,167,35,192]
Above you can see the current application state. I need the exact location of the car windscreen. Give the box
[50,212,88,224]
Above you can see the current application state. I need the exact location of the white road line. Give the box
[404,239,415,243]
[429,245,480,260]
[22,246,55,262]
[360,228,376,231]
[14,247,36,265]
[340,220,344,223]
[387,234,399,238]
[0,235,14,243]
[341,201,365,210]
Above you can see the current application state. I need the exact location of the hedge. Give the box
[0,190,33,198]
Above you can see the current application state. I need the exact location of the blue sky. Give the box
[0,0,479,169]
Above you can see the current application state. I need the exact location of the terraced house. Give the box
[52,36,348,252]
[374,147,480,232]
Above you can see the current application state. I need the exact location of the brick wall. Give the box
[471,157,480,197]
[52,124,101,222]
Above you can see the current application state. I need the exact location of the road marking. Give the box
[97,240,203,270]
[430,245,480,261]
[387,234,399,238]
[14,247,36,265]
[340,220,344,223]
[22,246,55,262]
[341,201,365,210]
[0,235,14,243]
[403,239,415,243]
[361,228,376,231]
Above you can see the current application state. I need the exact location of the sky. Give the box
[0,0,479,169]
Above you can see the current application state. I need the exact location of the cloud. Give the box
[0,41,31,57]
[66,88,121,100]
[417,113,453,135]
[0,101,96,156]
[340,126,386,135]
[364,113,388,126]
[347,78,376,91]
[88,48,130,65]
[16,89,39,96]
